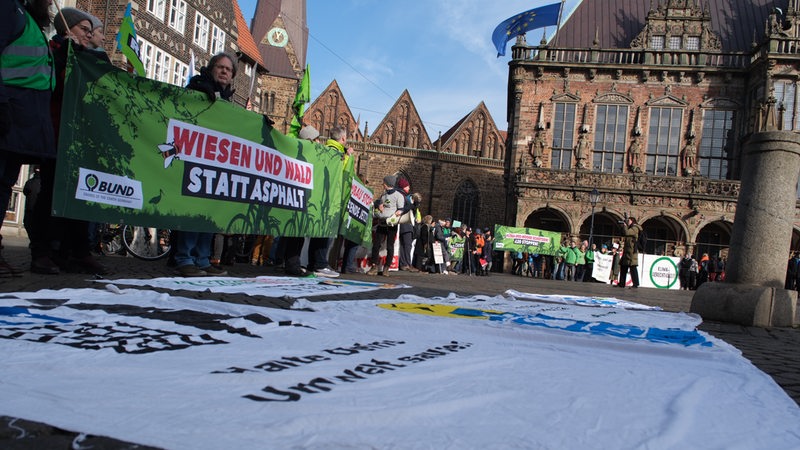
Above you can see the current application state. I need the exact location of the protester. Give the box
[0,0,55,276]
[173,53,239,277]
[617,216,642,288]
[27,7,110,275]
[366,175,404,276]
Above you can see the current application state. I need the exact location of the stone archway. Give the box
[523,207,570,234]
[578,212,622,249]
[639,215,688,256]
[694,220,732,259]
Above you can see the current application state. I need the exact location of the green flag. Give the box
[54,51,343,237]
[288,65,310,137]
[115,3,145,77]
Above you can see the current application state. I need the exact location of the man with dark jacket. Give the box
[617,216,642,288]
[174,53,237,277]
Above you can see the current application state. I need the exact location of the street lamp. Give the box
[588,188,600,247]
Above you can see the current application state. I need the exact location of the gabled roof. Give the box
[553,0,783,52]
[305,79,364,141]
[232,0,264,68]
[251,0,307,79]
[369,90,433,149]
[434,101,502,151]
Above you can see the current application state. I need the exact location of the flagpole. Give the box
[52,1,74,41]
[552,0,566,48]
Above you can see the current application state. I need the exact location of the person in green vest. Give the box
[0,0,55,276]
[574,241,586,282]
[564,240,578,281]
[583,242,596,282]
[553,239,569,280]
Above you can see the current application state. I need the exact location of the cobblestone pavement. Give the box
[1,235,798,447]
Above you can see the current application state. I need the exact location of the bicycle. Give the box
[97,224,172,261]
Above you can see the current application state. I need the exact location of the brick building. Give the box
[503,0,800,259]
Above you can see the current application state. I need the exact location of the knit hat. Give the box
[55,8,94,36]
[88,13,103,30]
[397,178,409,189]
[298,126,319,140]
[383,175,397,187]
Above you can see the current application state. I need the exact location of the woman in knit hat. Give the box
[29,7,109,275]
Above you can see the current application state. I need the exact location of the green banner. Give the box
[449,234,465,261]
[493,225,561,256]
[53,51,344,238]
[338,156,373,249]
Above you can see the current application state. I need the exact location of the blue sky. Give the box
[239,1,580,139]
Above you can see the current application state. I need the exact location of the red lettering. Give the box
[172,126,202,157]
[240,144,252,169]
[217,138,230,164]
[230,141,241,166]
[204,135,218,161]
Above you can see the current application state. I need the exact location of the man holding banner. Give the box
[173,53,238,277]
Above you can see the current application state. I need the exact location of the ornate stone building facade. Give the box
[504,0,800,259]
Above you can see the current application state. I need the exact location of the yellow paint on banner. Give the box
[377,303,503,320]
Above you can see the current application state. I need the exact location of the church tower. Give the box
[250,0,308,132]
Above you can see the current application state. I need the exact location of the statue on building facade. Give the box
[530,131,545,167]
[682,137,696,176]
[627,135,642,173]
[574,133,589,169]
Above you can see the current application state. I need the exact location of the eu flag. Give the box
[492,2,562,57]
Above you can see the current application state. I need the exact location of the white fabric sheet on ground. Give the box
[94,275,409,297]
[1,288,799,449]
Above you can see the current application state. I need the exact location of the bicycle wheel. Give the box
[122,226,172,260]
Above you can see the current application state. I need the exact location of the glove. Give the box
[263,115,275,126]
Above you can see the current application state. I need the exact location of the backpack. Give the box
[636,229,647,253]
[474,234,485,249]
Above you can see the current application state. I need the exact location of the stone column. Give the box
[690,130,800,326]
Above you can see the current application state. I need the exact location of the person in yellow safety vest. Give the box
[0,0,56,277]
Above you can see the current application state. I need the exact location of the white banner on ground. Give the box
[94,275,409,297]
[0,289,798,449]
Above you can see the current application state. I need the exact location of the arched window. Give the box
[452,180,480,228]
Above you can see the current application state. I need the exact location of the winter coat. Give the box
[621,223,642,266]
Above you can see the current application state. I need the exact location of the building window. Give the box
[147,0,166,20]
[668,36,682,50]
[244,63,253,77]
[698,110,734,180]
[650,36,664,50]
[452,180,480,229]
[168,0,186,33]
[551,102,576,170]
[592,104,628,173]
[646,107,682,176]
[775,81,799,131]
[172,59,189,87]
[138,38,174,83]
[211,25,226,55]
[685,36,700,50]
[194,13,210,50]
